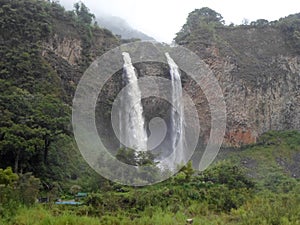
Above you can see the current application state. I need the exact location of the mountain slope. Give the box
[0,0,119,186]
[97,15,155,41]
[175,8,300,146]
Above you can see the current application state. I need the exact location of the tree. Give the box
[250,19,269,27]
[116,147,157,166]
[31,94,71,165]
[193,7,224,24]
[116,147,137,166]
[175,7,224,43]
[0,82,71,174]
[0,167,18,187]
[278,13,300,53]
[17,172,41,205]
[183,7,224,30]
[74,2,95,25]
[242,18,249,25]
[115,148,160,184]
[0,124,44,173]
[180,161,194,181]
[174,161,195,183]
[200,161,255,189]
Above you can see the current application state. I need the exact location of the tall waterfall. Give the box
[120,52,147,152]
[165,53,185,168]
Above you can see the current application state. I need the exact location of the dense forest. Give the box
[0,1,299,224]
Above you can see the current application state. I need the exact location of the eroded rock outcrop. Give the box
[42,34,82,66]
[176,20,300,146]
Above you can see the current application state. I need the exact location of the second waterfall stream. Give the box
[165,53,185,169]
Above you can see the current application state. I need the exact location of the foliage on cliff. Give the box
[175,7,300,55]
[175,7,300,148]
[0,0,118,188]
[175,7,224,44]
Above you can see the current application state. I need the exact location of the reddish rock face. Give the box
[225,128,257,147]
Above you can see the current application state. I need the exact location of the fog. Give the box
[59,0,300,43]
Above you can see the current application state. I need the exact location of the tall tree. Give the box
[74,1,95,25]
[0,81,71,173]
[175,7,224,43]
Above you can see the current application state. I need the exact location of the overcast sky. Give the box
[59,0,300,43]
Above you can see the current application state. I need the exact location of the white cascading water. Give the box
[165,53,185,169]
[120,52,148,152]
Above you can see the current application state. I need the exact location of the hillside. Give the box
[175,8,300,147]
[2,130,300,224]
[0,2,299,224]
[0,0,119,186]
[97,15,155,41]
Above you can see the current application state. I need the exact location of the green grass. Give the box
[10,207,100,225]
[1,130,300,225]
[7,192,300,225]
[219,130,300,182]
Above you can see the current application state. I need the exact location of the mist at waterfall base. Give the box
[118,52,186,170]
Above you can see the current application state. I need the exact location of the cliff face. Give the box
[175,14,300,146]
[2,0,298,152]
[0,0,120,102]
[42,34,83,66]
[38,5,300,148]
[41,26,119,102]
[0,0,120,177]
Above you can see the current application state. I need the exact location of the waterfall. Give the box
[119,52,185,169]
[120,52,147,152]
[165,53,185,169]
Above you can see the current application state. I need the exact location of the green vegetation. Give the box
[0,1,299,224]
[219,130,300,186]
[116,147,157,166]
[175,7,300,54]
[277,14,300,53]
[0,130,299,224]
[175,7,224,46]
[0,0,118,188]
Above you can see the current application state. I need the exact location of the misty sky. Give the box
[59,0,300,43]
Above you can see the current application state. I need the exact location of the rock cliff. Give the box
[175,10,300,146]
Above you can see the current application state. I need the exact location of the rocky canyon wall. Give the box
[177,26,300,146]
